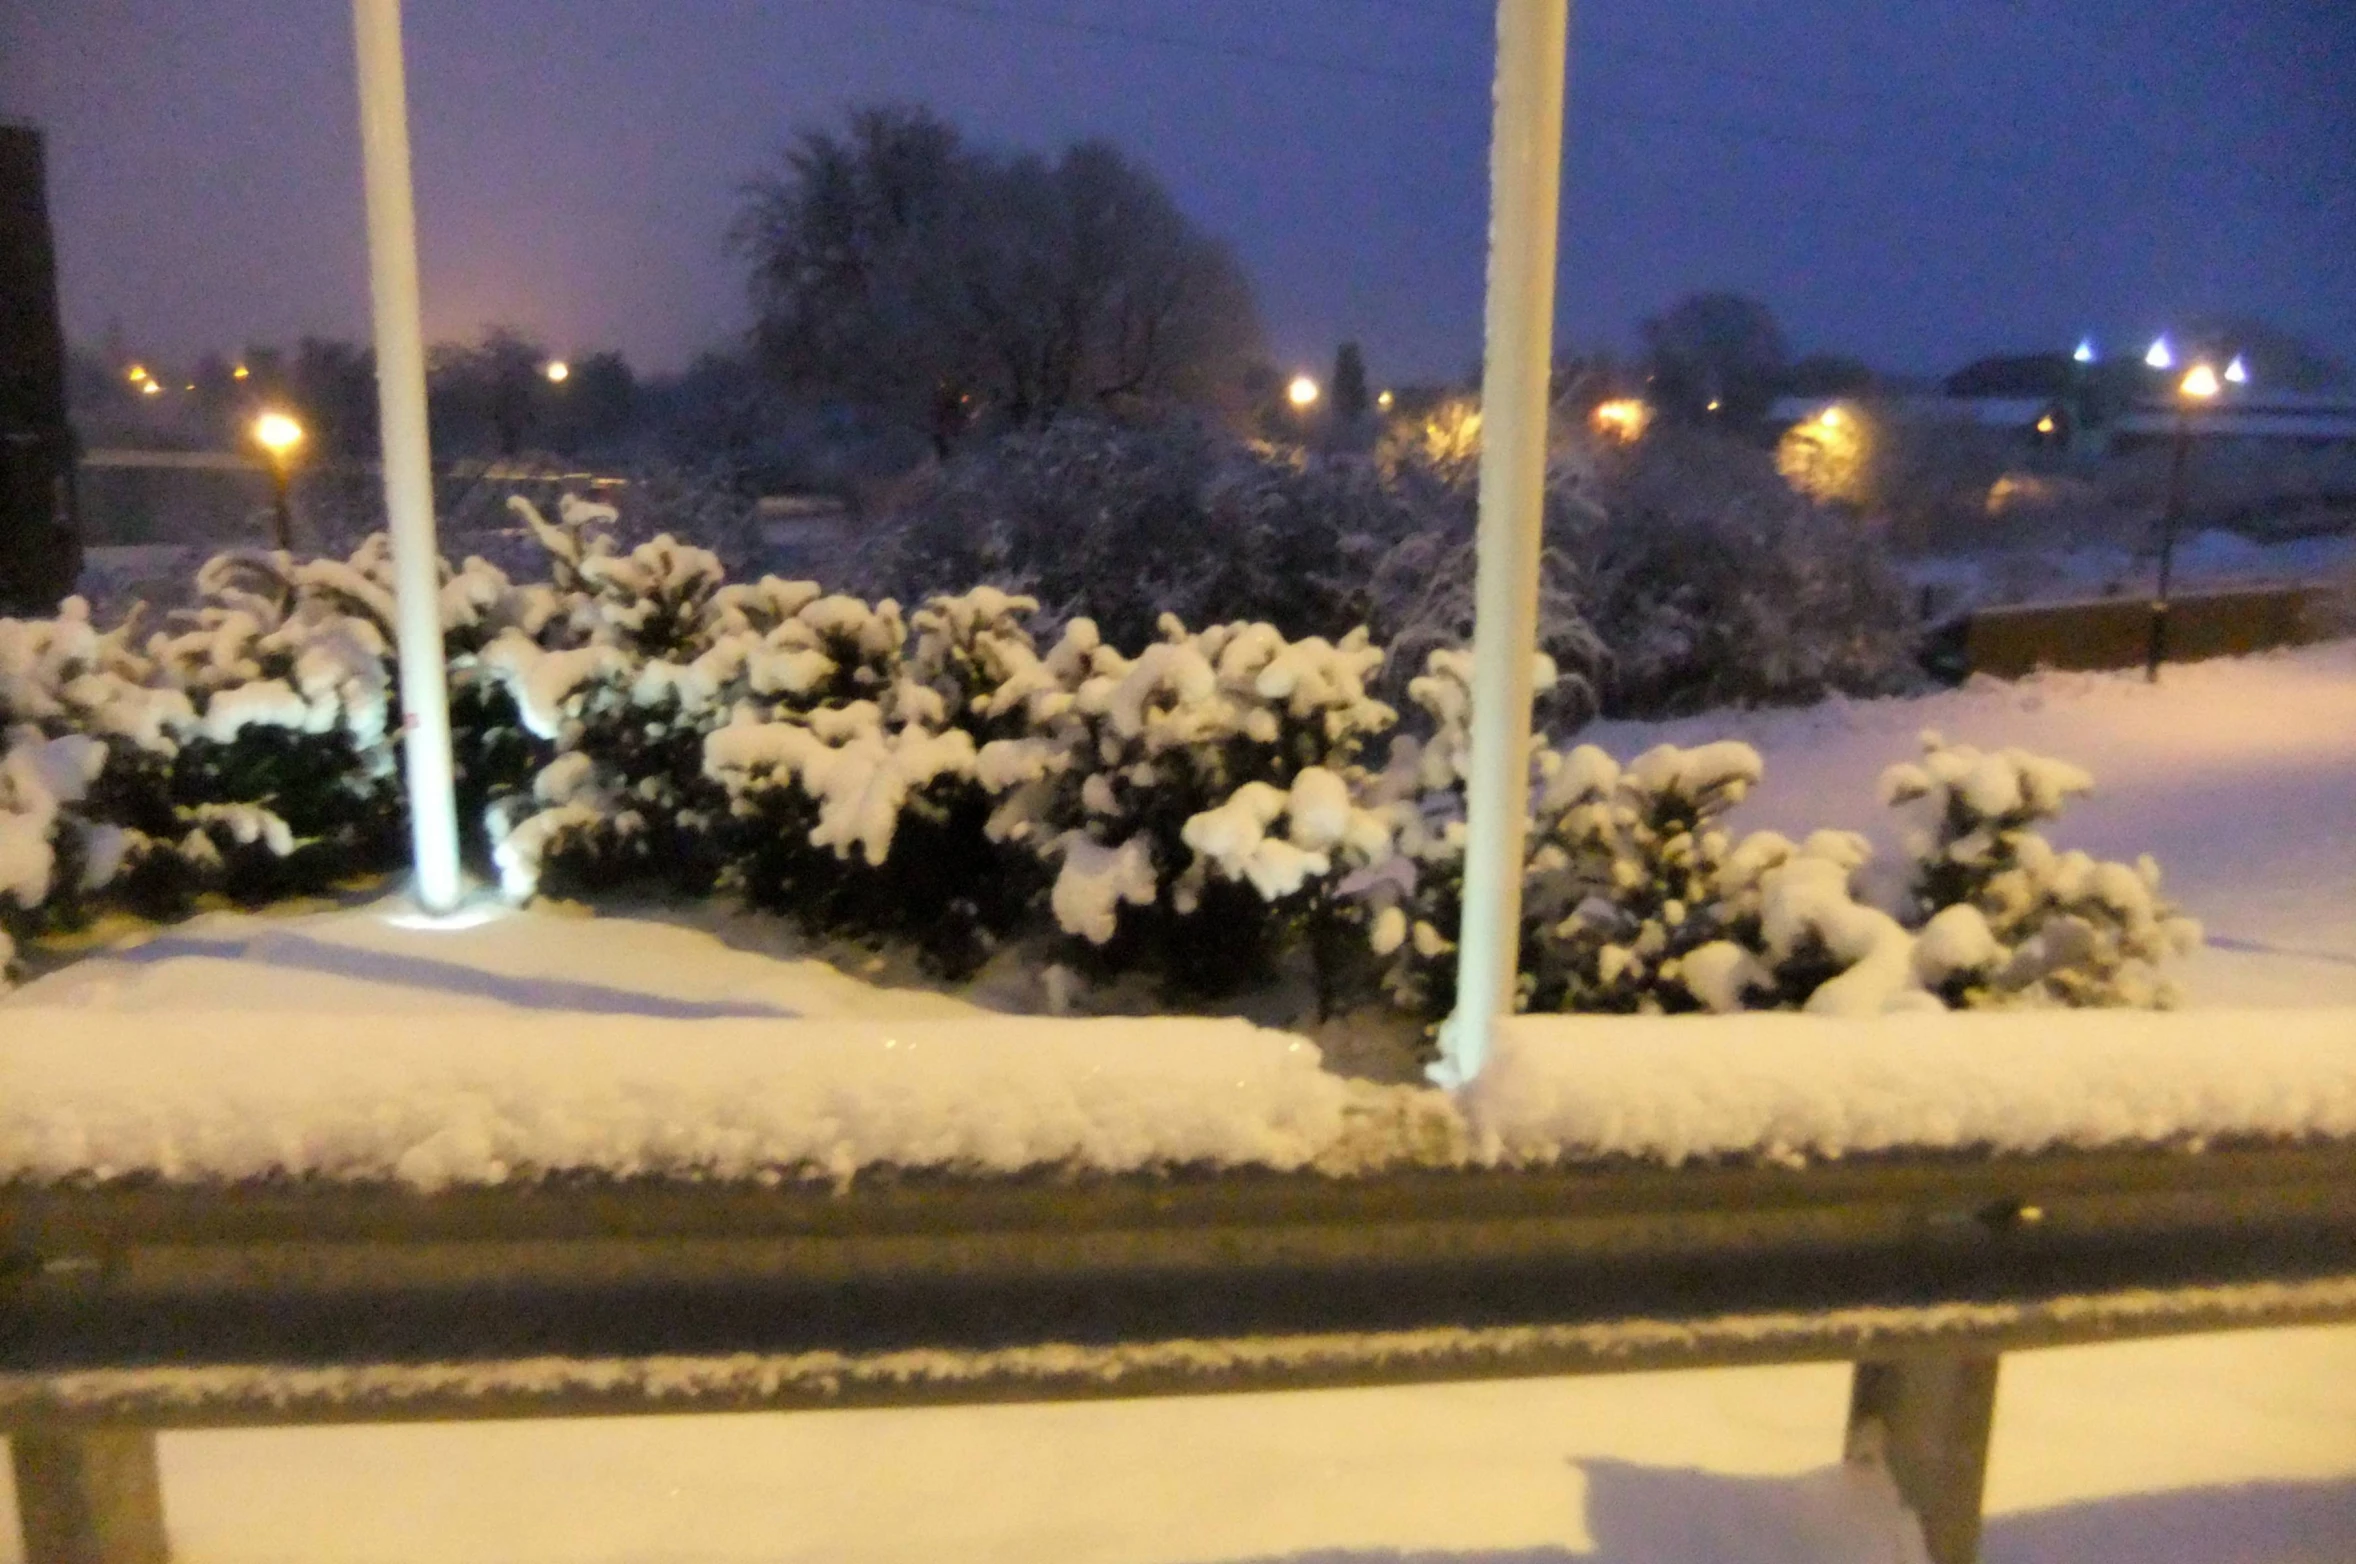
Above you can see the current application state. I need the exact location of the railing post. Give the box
[1436,0,1573,1088]
[1846,1353,2000,1564]
[352,0,465,913]
[11,1430,170,1564]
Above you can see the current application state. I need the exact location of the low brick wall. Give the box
[1965,584,2324,678]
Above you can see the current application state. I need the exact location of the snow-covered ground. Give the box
[6,641,2355,1560]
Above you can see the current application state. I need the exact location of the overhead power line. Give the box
[1270,0,1973,126]
[867,0,1459,88]
[845,0,2092,182]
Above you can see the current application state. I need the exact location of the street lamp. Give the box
[2146,365,2219,681]
[2224,355,2249,386]
[1286,374,1320,409]
[1590,398,1651,443]
[253,410,305,550]
[544,359,570,383]
[1376,389,1395,412]
[2144,337,2174,371]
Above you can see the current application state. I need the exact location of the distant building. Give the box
[0,121,82,610]
[2109,389,2356,453]
[1941,349,2356,452]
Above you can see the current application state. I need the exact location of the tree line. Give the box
[71,100,2347,484]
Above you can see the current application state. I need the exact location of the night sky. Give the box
[4,0,2351,383]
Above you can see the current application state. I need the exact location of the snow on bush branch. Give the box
[0,494,2196,1021]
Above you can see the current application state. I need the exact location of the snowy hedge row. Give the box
[0,498,2198,1022]
[854,418,1925,724]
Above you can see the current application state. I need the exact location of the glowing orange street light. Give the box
[232,364,251,380]
[254,410,304,455]
[1286,374,1320,409]
[1590,398,1651,443]
[253,411,305,550]
[544,359,571,383]
[1376,389,1395,412]
[2179,362,2221,400]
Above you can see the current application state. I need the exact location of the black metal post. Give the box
[2146,412,2192,682]
[267,458,293,551]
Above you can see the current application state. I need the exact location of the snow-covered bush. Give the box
[1571,429,1922,716]
[1363,530,1602,734]
[0,605,156,976]
[1520,739,1770,1014]
[1883,732,2203,1006]
[131,548,408,905]
[472,496,747,901]
[859,418,1919,730]
[854,419,1534,666]
[1364,677,1913,1022]
[5,474,2191,1022]
[434,502,1031,971]
[705,693,1011,973]
[2,556,408,979]
[695,589,1035,975]
[1681,826,1929,1018]
[964,612,1399,998]
[1361,660,2171,1034]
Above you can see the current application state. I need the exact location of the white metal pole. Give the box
[1436,0,1571,1088]
[352,0,463,913]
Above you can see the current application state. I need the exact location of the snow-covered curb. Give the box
[1469,1009,2356,1166]
[7,1007,2356,1189]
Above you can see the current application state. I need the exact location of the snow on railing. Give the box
[7,1006,2356,1189]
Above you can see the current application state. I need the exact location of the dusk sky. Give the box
[4,0,2351,384]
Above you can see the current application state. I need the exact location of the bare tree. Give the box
[429,326,549,459]
[1642,292,1788,426]
[733,106,1263,455]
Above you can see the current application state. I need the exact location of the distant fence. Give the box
[74,450,627,552]
[1965,584,2329,678]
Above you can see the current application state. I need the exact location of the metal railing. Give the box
[9,1140,2356,1563]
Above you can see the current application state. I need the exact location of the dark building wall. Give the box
[0,123,81,612]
